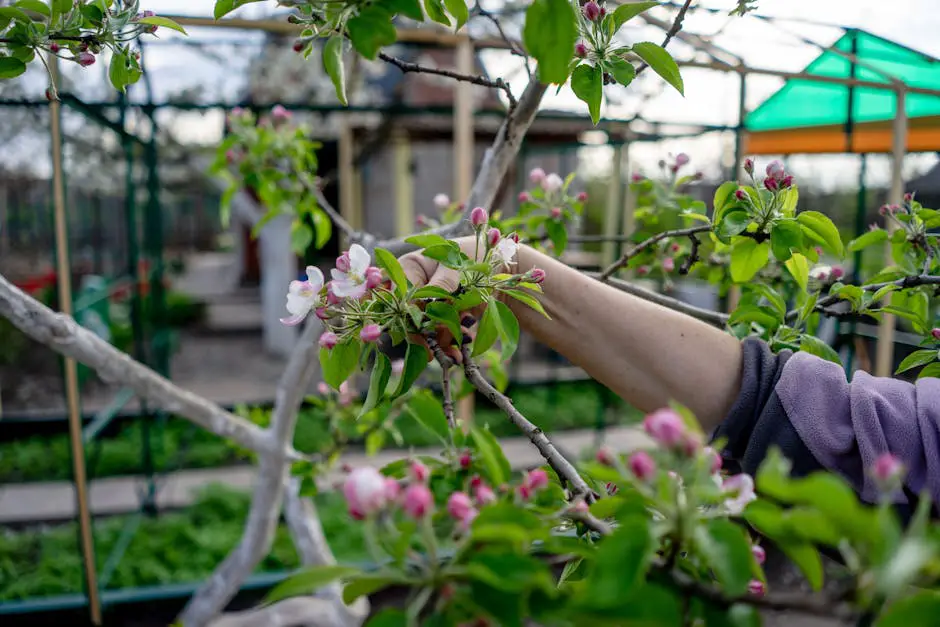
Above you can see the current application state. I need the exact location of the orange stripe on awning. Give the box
[743,116,940,155]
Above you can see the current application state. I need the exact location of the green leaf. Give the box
[895,349,938,375]
[320,341,360,389]
[729,304,781,331]
[606,57,636,87]
[347,6,397,60]
[502,289,549,318]
[718,210,751,240]
[265,565,359,603]
[784,252,810,292]
[405,233,451,248]
[799,334,841,365]
[311,208,332,249]
[631,41,683,94]
[442,0,468,30]
[493,300,520,361]
[545,218,569,255]
[322,36,347,105]
[392,342,428,398]
[15,0,48,16]
[421,243,466,269]
[374,247,408,297]
[386,0,423,20]
[364,609,408,627]
[466,550,554,593]
[583,516,653,607]
[423,0,450,25]
[214,0,235,19]
[612,1,660,29]
[713,181,739,213]
[405,389,450,442]
[108,51,130,92]
[881,305,928,331]
[425,301,462,339]
[877,591,940,627]
[290,222,314,254]
[0,57,27,79]
[412,285,453,300]
[523,0,577,85]
[138,15,188,34]
[359,353,392,418]
[471,427,512,486]
[751,284,787,318]
[694,519,754,597]
[771,219,803,262]
[797,211,843,257]
[777,541,824,592]
[848,228,888,252]
[343,574,407,604]
[571,63,603,125]
[919,363,940,379]
[730,238,770,283]
[473,300,499,357]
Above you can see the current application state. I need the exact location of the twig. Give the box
[679,233,700,275]
[459,344,595,501]
[567,511,612,535]
[303,177,375,248]
[636,0,695,76]
[785,274,940,323]
[378,51,517,108]
[598,224,713,280]
[440,365,456,430]
[472,3,532,77]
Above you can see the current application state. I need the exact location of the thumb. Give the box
[428,265,460,294]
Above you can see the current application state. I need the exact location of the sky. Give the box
[7,0,940,193]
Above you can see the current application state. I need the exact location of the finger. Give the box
[428,264,460,294]
[399,253,434,289]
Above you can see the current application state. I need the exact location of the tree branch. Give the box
[636,0,695,76]
[459,343,595,501]
[378,51,517,108]
[0,273,299,459]
[598,224,713,280]
[472,2,532,77]
[786,274,940,323]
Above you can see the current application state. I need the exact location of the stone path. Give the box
[0,426,651,524]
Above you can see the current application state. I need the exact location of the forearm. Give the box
[507,245,744,431]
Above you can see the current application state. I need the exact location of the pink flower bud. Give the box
[550,207,562,219]
[410,460,429,483]
[675,153,690,167]
[599,6,606,17]
[542,173,563,193]
[932,328,940,341]
[271,104,291,122]
[319,331,339,350]
[569,499,589,514]
[402,484,433,519]
[526,469,549,491]
[605,482,619,495]
[293,40,304,52]
[416,215,429,227]
[643,408,686,447]
[680,431,703,457]
[508,232,520,243]
[703,446,722,474]
[77,51,96,66]
[518,191,530,203]
[518,483,532,501]
[365,266,383,289]
[317,382,330,395]
[748,580,766,596]
[470,206,488,227]
[459,452,472,469]
[752,544,766,565]
[384,477,401,501]
[470,475,483,489]
[447,491,475,521]
[735,189,747,201]
[577,191,589,202]
[315,307,330,320]
[575,42,588,58]
[326,282,341,305]
[766,160,785,179]
[743,158,754,175]
[487,227,501,248]
[50,42,61,53]
[662,257,675,273]
[582,1,601,21]
[872,452,904,483]
[596,447,614,466]
[434,193,450,209]
[637,265,650,276]
[528,268,546,284]
[763,176,779,191]
[359,324,382,343]
[628,451,656,481]
[904,192,913,203]
[830,266,844,280]
[781,175,794,189]
[343,467,388,519]
[631,173,644,183]
[879,204,889,216]
[529,167,546,184]
[336,252,352,273]
[474,484,496,505]
[670,243,681,253]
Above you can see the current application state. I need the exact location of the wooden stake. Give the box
[392,128,414,236]
[602,143,623,267]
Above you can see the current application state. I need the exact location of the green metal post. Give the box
[843,31,861,377]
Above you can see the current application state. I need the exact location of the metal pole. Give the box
[49,55,102,626]
[733,68,747,180]
[875,88,908,377]
[602,141,623,267]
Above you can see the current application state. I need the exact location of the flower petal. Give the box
[349,244,371,273]
[280,312,308,326]
[305,265,325,291]
[286,292,314,316]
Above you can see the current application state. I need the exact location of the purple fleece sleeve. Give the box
[776,351,940,507]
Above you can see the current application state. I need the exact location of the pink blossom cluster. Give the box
[343,461,435,520]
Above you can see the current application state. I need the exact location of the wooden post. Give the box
[875,88,908,377]
[602,142,623,267]
[392,128,414,236]
[620,141,635,275]
[455,35,476,426]
[339,121,359,244]
[49,56,102,625]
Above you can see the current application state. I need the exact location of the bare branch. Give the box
[378,51,517,108]
[636,0,695,76]
[597,224,713,280]
[786,274,940,323]
[460,343,595,501]
[471,2,532,77]
[305,177,374,249]
[0,273,296,459]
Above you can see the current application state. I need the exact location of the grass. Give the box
[0,381,638,484]
[0,485,366,602]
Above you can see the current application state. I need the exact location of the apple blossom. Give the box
[529,167,546,184]
[631,173,645,183]
[459,452,472,468]
[487,227,501,248]
[575,42,588,58]
[752,544,766,565]
[433,193,450,209]
[748,580,766,596]
[528,268,546,284]
[338,381,353,406]
[410,460,429,483]
[343,467,388,519]
[315,307,330,320]
[637,265,650,276]
[542,173,563,193]
[582,1,601,21]
[326,282,341,305]
[663,257,675,273]
[280,266,325,326]
[336,252,352,273]
[470,206,488,227]
[872,452,904,483]
[643,408,686,447]
[518,192,530,203]
[384,477,401,501]
[735,189,747,201]
[526,468,549,491]
[50,42,61,53]
[365,266,384,290]
[331,244,371,299]
[550,207,562,219]
[764,177,779,192]
[628,451,656,481]
[569,499,590,514]
[722,473,757,515]
[675,153,690,167]
[360,324,382,343]
[272,104,291,122]
[766,160,785,179]
[743,158,754,175]
[447,492,475,522]
[317,382,330,396]
[474,484,496,505]
[491,237,519,266]
[596,447,615,466]
[577,191,589,202]
[77,51,96,66]
[932,328,940,341]
[508,232,520,244]
[703,446,723,474]
[319,331,339,350]
[402,484,433,519]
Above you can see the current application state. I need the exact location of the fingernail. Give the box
[461,315,476,327]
